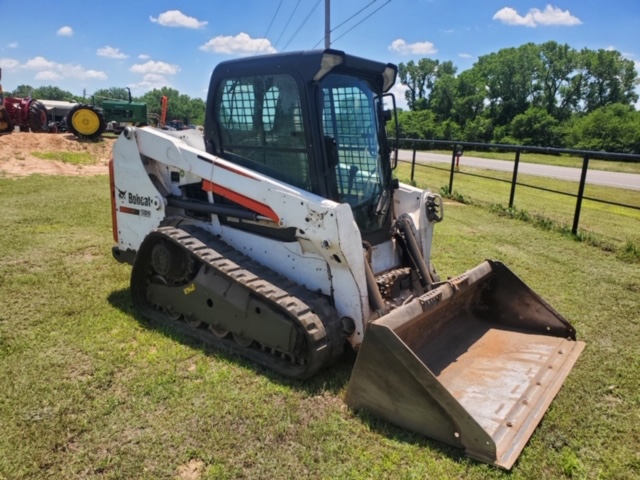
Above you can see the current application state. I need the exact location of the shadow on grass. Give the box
[107,287,354,396]
[107,287,486,468]
[355,409,477,467]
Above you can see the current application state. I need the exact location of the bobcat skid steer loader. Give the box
[109,50,584,469]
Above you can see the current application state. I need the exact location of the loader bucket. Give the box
[345,260,584,470]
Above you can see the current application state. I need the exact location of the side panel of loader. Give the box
[346,260,584,469]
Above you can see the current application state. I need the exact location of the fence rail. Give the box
[396,138,640,237]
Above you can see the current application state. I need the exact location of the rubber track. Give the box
[131,224,345,379]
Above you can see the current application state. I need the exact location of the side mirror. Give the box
[381,93,399,169]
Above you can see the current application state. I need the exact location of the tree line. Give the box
[395,41,640,153]
[7,41,640,153]
[7,85,206,126]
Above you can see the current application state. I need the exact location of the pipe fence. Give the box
[396,138,640,237]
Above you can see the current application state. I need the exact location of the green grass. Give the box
[31,151,97,165]
[1,175,639,479]
[398,161,640,255]
[430,149,640,174]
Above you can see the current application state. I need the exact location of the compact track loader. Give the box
[110,50,584,469]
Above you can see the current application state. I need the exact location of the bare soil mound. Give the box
[0,132,115,178]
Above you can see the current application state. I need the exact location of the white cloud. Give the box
[130,60,180,75]
[7,42,18,49]
[17,56,107,80]
[493,7,536,26]
[533,5,582,26]
[35,71,62,81]
[129,74,172,93]
[140,73,167,84]
[199,32,276,55]
[0,58,20,69]
[23,56,56,70]
[458,53,473,59]
[493,5,582,28]
[388,39,437,55]
[66,67,107,80]
[57,26,73,36]
[97,46,128,59]
[138,54,150,60]
[387,82,409,110]
[150,10,207,29]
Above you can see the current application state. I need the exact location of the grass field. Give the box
[31,151,96,165]
[1,175,639,479]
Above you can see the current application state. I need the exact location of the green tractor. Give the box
[67,87,147,140]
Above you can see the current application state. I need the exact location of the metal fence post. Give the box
[509,149,521,208]
[410,146,416,183]
[572,155,590,235]
[448,145,457,194]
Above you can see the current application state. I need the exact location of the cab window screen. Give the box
[321,78,380,205]
[217,75,310,190]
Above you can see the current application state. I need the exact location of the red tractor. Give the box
[0,68,49,134]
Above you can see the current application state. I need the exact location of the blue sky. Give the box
[1,1,638,107]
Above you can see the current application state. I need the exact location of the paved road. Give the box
[399,150,640,191]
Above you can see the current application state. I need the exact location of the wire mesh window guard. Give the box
[217,74,310,190]
[321,79,380,205]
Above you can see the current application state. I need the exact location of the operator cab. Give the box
[204,50,398,243]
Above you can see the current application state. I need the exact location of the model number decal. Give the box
[119,206,151,217]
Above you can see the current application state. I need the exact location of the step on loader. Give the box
[109,50,584,469]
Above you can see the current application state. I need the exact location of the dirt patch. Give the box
[0,132,115,178]
[175,459,205,480]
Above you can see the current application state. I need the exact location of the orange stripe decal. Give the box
[119,206,140,215]
[214,161,255,179]
[202,180,279,223]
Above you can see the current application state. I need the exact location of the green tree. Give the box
[33,85,76,100]
[436,119,462,140]
[396,109,439,139]
[185,97,206,125]
[537,41,581,119]
[10,85,75,100]
[451,69,486,126]
[565,104,640,152]
[9,85,35,97]
[398,58,439,110]
[510,107,561,146]
[139,87,205,126]
[580,49,639,112]
[462,116,493,142]
[92,87,131,107]
[429,61,458,120]
[476,43,542,126]
[392,42,640,149]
